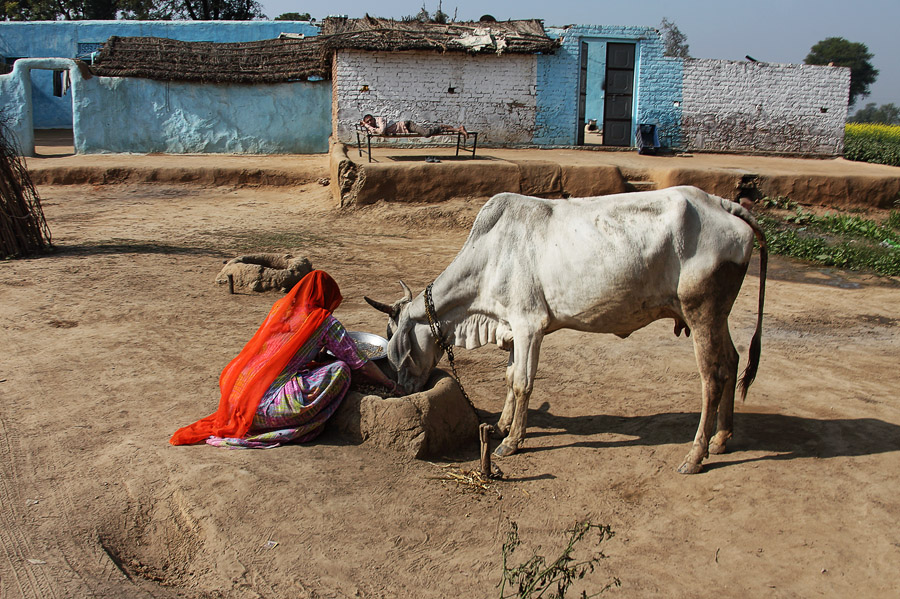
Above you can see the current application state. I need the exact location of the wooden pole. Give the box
[479,423,493,477]
[227,274,234,294]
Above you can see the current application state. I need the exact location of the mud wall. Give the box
[682,59,850,156]
[334,50,537,145]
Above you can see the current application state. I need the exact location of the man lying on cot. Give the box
[360,114,468,140]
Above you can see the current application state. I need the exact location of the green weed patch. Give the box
[757,204,900,276]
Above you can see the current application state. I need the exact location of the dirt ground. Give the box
[2,179,899,599]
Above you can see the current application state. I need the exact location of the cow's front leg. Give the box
[495,352,517,437]
[494,331,543,458]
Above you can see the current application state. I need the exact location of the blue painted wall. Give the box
[76,75,331,154]
[0,58,76,154]
[1,57,331,155]
[536,25,683,148]
[583,40,606,129]
[0,20,319,129]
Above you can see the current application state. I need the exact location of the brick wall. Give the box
[682,59,850,155]
[334,49,537,144]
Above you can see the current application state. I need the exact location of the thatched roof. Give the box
[319,16,558,55]
[90,36,331,84]
[89,17,558,84]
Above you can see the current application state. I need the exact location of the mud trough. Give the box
[216,253,312,292]
[333,369,479,458]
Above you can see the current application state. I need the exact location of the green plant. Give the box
[886,210,900,232]
[757,214,900,276]
[760,196,797,210]
[499,520,620,599]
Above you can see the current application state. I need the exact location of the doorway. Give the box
[577,41,636,147]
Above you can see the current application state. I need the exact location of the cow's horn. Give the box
[364,296,394,315]
[399,280,413,302]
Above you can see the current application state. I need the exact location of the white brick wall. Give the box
[335,50,537,144]
[682,59,850,155]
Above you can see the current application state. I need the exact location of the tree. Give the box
[848,102,900,125]
[1,0,261,20]
[275,12,311,21]
[404,1,449,23]
[182,0,263,20]
[804,37,878,108]
[660,17,690,58]
[2,0,73,20]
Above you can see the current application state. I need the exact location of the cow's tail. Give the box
[721,198,767,401]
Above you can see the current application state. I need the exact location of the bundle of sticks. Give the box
[0,117,52,259]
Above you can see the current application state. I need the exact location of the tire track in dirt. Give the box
[0,412,59,599]
[0,329,160,598]
[21,417,163,597]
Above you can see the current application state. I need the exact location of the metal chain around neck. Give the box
[424,283,476,412]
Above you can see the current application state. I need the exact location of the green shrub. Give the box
[499,520,620,598]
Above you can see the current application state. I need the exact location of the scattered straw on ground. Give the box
[426,465,503,497]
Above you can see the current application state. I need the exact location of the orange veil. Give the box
[170,270,343,445]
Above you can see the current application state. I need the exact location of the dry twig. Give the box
[0,114,52,259]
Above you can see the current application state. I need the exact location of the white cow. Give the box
[366,186,767,474]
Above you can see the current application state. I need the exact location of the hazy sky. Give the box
[259,0,898,111]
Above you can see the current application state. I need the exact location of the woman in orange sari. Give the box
[170,270,399,449]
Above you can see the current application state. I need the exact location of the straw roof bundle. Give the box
[0,116,52,259]
[89,17,558,84]
[91,36,331,84]
[319,15,558,55]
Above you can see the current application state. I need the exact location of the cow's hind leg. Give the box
[709,336,739,455]
[494,331,543,458]
[677,322,734,474]
[678,261,747,474]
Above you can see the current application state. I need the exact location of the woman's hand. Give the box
[387,380,406,397]
[359,361,404,397]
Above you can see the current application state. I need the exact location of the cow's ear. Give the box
[388,322,412,368]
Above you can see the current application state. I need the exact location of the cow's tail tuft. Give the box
[729,201,767,401]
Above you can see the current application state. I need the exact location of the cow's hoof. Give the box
[493,443,517,458]
[708,442,727,455]
[677,461,703,475]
